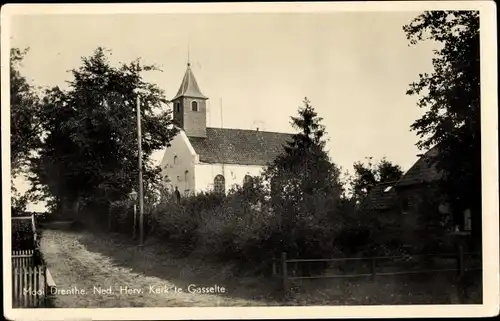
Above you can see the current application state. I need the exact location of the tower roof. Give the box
[172,63,208,100]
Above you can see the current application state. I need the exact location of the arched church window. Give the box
[173,155,178,165]
[176,102,180,113]
[214,175,225,194]
[191,101,198,112]
[243,175,253,186]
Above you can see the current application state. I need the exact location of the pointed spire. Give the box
[172,63,207,100]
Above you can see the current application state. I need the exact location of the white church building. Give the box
[160,63,293,195]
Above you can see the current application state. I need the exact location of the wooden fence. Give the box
[11,250,57,308]
[273,245,482,294]
[12,265,47,308]
[11,217,57,308]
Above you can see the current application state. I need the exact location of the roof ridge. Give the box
[205,126,294,135]
[394,145,442,187]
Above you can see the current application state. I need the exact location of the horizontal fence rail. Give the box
[287,267,482,281]
[275,247,482,295]
[284,252,479,263]
[12,250,37,268]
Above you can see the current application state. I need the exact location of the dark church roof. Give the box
[396,145,442,187]
[188,127,294,165]
[172,63,208,100]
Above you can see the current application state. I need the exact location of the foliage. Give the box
[255,98,344,273]
[403,11,481,245]
[349,157,404,203]
[10,47,41,176]
[264,98,343,224]
[11,193,29,217]
[11,218,36,250]
[150,191,223,256]
[28,47,178,220]
[337,156,404,257]
[10,48,43,215]
[195,178,273,262]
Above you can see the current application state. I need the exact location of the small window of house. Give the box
[192,101,198,112]
[214,175,225,194]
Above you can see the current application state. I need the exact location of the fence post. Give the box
[281,252,288,295]
[43,267,49,307]
[370,258,376,281]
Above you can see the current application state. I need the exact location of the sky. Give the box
[9,11,439,209]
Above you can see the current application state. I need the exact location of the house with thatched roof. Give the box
[363,146,473,247]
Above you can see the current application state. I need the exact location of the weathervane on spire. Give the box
[187,44,191,67]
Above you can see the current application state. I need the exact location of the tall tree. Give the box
[263,98,343,259]
[30,47,178,218]
[10,47,42,215]
[265,97,343,210]
[350,157,404,202]
[403,11,481,244]
[10,47,41,176]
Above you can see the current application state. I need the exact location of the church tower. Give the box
[171,63,208,138]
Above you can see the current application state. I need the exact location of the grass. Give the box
[286,270,482,305]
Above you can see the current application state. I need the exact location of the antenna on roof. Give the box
[220,97,225,178]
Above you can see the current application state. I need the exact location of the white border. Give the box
[2,2,498,320]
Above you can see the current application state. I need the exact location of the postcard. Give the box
[2,2,498,320]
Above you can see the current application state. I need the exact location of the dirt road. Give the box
[40,228,275,308]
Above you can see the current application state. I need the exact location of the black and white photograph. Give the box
[2,2,498,320]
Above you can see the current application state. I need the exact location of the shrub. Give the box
[193,181,344,277]
[109,199,133,233]
[196,193,275,263]
[12,218,36,251]
[149,193,213,256]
